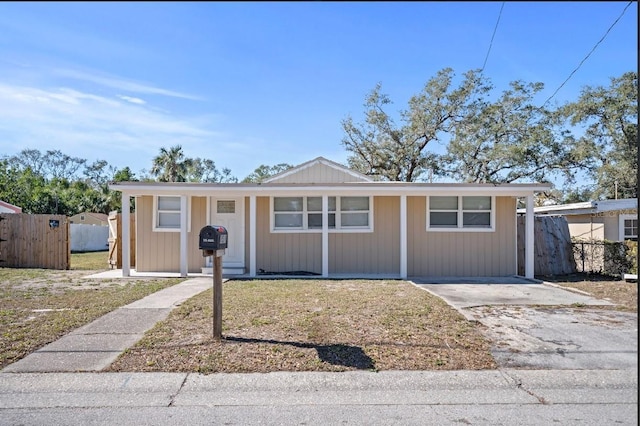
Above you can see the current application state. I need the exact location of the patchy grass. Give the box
[70,251,111,270]
[0,252,183,369]
[106,279,497,374]
[540,273,637,312]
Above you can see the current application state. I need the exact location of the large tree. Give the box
[186,157,237,183]
[560,71,638,200]
[442,80,583,185]
[242,163,294,183]
[341,68,489,182]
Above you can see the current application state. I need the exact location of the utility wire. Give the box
[480,1,505,73]
[540,1,634,108]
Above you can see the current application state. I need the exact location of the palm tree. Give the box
[150,145,191,182]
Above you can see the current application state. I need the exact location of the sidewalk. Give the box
[0,369,637,424]
[1,277,213,373]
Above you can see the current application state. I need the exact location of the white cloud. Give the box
[53,68,204,101]
[118,95,146,105]
[0,84,224,173]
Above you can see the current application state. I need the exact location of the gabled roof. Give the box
[522,198,638,216]
[0,200,22,213]
[108,156,551,197]
[264,156,373,184]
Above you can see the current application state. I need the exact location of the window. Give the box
[620,214,638,241]
[153,195,190,232]
[428,196,494,231]
[272,196,371,231]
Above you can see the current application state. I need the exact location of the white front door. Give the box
[209,197,245,268]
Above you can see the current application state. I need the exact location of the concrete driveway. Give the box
[411,277,638,370]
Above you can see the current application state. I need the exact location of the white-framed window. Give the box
[153,195,190,232]
[272,196,372,232]
[427,195,495,232]
[619,214,638,241]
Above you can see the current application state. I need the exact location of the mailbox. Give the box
[199,225,228,251]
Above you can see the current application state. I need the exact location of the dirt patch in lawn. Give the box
[0,255,184,370]
[540,273,637,312]
[106,279,498,374]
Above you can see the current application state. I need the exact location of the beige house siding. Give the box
[566,214,605,241]
[408,196,516,276]
[135,196,208,273]
[329,196,400,275]
[270,162,370,184]
[255,196,322,274]
[69,212,108,226]
[603,214,620,241]
[565,213,620,241]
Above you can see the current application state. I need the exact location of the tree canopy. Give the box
[342,68,637,201]
[341,68,487,182]
[560,71,638,200]
[241,163,294,183]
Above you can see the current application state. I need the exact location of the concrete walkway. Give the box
[2,278,213,373]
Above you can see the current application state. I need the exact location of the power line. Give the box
[480,1,505,73]
[540,1,634,108]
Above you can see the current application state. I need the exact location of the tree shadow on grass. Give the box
[224,336,375,370]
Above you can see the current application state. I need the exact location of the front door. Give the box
[209,197,245,269]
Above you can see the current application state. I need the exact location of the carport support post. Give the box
[122,195,130,277]
[213,249,224,341]
[525,194,534,279]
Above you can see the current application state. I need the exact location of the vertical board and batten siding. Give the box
[329,196,400,275]
[255,197,322,274]
[135,196,208,273]
[0,213,70,270]
[271,162,369,184]
[408,196,517,276]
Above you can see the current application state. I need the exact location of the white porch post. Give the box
[400,195,407,279]
[179,195,188,277]
[121,194,130,277]
[322,195,329,277]
[249,195,257,277]
[525,193,535,279]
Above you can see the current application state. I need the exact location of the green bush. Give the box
[625,240,638,275]
[572,238,635,277]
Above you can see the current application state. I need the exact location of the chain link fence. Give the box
[572,239,637,277]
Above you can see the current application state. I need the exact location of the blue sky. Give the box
[0,1,637,184]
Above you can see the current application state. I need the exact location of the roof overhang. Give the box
[108,181,551,198]
[520,197,638,216]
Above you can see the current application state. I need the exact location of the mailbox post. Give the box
[199,225,228,341]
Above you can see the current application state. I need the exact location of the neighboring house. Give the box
[0,200,22,214]
[528,198,638,242]
[108,157,550,279]
[69,212,109,226]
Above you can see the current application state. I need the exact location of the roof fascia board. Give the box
[109,182,550,197]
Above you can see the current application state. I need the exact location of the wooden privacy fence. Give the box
[108,211,136,269]
[0,213,70,270]
[517,215,577,276]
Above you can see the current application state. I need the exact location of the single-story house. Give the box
[526,198,638,242]
[0,200,22,214]
[69,212,109,226]
[108,157,550,279]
